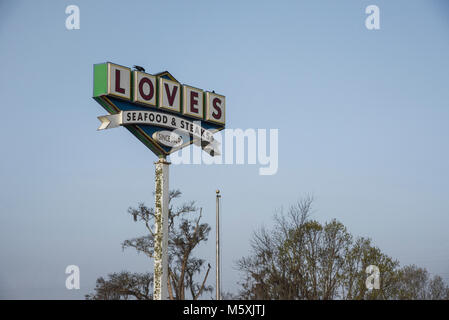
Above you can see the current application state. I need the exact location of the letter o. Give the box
[139,77,154,101]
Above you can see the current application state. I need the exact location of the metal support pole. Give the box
[216,190,221,300]
[154,156,170,300]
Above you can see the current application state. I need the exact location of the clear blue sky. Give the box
[1,0,448,299]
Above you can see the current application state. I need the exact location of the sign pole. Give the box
[154,156,170,300]
[216,190,221,300]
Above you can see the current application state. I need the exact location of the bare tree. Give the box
[237,197,449,300]
[86,190,212,300]
[394,265,449,300]
[86,272,153,300]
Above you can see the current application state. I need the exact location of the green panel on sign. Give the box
[93,63,108,97]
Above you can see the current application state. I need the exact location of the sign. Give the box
[93,62,225,156]
[92,62,227,300]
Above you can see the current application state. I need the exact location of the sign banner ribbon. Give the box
[97,110,220,155]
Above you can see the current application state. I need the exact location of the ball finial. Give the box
[216,189,220,194]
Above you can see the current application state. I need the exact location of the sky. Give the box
[0,0,449,299]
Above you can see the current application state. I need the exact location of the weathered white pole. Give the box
[216,189,221,300]
[154,156,170,300]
